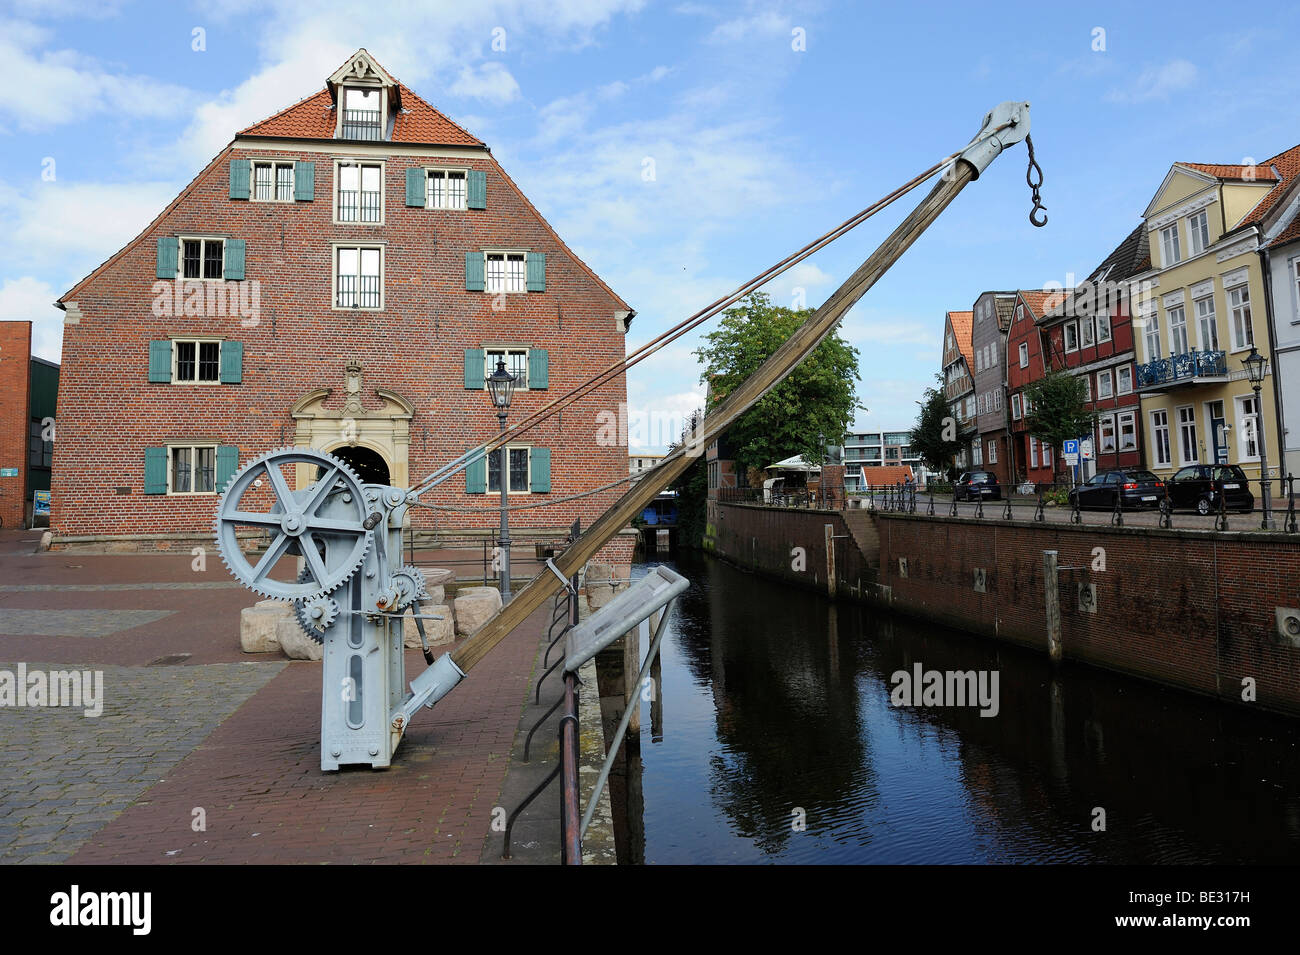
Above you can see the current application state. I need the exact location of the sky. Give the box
[3,0,1299,449]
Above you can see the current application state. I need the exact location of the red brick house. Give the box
[1039,224,1149,480]
[1005,290,1061,486]
[52,50,635,565]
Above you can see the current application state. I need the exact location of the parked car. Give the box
[1166,464,1255,515]
[1068,470,1165,510]
[954,471,1001,501]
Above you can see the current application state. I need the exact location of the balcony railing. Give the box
[1135,349,1227,389]
[341,109,382,141]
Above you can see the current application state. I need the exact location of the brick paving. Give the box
[0,530,558,864]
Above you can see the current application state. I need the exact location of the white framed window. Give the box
[1097,312,1112,342]
[484,347,530,390]
[336,161,383,223]
[334,246,383,309]
[1151,409,1172,467]
[1160,223,1181,266]
[1098,414,1116,453]
[1293,259,1300,321]
[180,237,225,280]
[1194,295,1219,351]
[341,86,383,141]
[976,348,984,372]
[1097,369,1113,399]
[427,168,467,210]
[1064,321,1079,352]
[485,252,527,294]
[1082,375,1092,401]
[1081,316,1095,347]
[990,343,998,367]
[1011,393,1022,419]
[1144,310,1161,361]
[987,440,997,464]
[488,445,532,494]
[1118,411,1137,451]
[1227,284,1254,351]
[1168,304,1189,355]
[1117,365,1133,395]
[1187,210,1210,256]
[972,441,982,466]
[1029,436,1039,469]
[965,396,974,419]
[173,339,221,384]
[1236,394,1260,461]
[168,444,216,495]
[1177,405,1199,465]
[253,161,294,202]
[994,389,1002,411]
[1019,342,1029,367]
[977,394,985,415]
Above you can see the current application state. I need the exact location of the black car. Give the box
[1068,469,1165,510]
[954,471,1001,501]
[1167,464,1255,515]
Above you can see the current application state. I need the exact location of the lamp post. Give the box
[485,358,518,599]
[1243,347,1274,530]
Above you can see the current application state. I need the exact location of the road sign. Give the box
[1080,438,1094,460]
[1062,439,1079,466]
[0,467,18,477]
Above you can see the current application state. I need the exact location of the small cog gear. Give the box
[296,596,341,642]
[214,447,372,602]
[388,565,428,612]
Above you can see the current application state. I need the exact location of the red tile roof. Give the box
[239,83,485,148]
[947,309,973,367]
[1241,143,1300,229]
[1017,288,1069,319]
[1178,162,1278,182]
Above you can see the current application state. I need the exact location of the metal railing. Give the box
[341,109,382,140]
[718,474,1299,532]
[1136,348,1227,388]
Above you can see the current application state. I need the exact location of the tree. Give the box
[909,374,963,478]
[1022,368,1095,484]
[695,293,860,480]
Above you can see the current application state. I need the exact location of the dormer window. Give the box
[342,87,382,141]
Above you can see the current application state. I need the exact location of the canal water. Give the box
[619,552,1300,864]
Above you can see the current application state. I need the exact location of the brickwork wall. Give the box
[0,323,32,528]
[52,143,631,568]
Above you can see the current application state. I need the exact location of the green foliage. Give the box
[1023,368,1095,480]
[669,455,709,549]
[909,373,963,474]
[695,292,860,478]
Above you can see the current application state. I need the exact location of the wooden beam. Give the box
[452,161,976,673]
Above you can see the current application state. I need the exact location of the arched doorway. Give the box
[329,445,390,486]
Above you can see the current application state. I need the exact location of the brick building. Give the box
[940,309,975,471]
[0,322,58,529]
[52,50,635,565]
[970,290,1017,486]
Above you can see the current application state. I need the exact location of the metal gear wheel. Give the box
[296,594,341,642]
[214,447,372,601]
[389,565,428,611]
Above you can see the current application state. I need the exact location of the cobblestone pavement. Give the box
[0,530,553,865]
[0,660,285,864]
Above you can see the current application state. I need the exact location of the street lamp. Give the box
[485,358,518,599]
[1243,346,1274,530]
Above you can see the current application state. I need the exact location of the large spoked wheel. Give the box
[214,448,371,601]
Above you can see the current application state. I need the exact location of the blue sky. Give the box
[4,0,1299,449]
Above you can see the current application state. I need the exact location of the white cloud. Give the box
[1107,59,1197,103]
[0,20,196,131]
[708,10,790,43]
[0,276,65,362]
[449,62,522,105]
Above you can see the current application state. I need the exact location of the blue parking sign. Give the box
[1062,439,1079,455]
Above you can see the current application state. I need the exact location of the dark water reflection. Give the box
[629,553,1300,864]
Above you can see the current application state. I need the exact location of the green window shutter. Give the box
[144,447,168,494]
[526,252,546,292]
[215,446,239,492]
[224,238,245,280]
[294,161,315,201]
[229,159,250,200]
[465,251,484,291]
[406,168,425,207]
[148,340,172,382]
[467,170,486,209]
[464,349,486,389]
[529,447,551,493]
[155,237,178,279]
[219,340,243,383]
[466,446,486,494]
[528,348,549,390]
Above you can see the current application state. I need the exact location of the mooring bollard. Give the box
[1044,550,1062,665]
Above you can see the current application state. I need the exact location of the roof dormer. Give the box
[328,49,401,142]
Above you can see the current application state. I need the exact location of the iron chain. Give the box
[1025,134,1047,227]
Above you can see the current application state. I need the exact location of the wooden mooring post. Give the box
[1044,550,1062,664]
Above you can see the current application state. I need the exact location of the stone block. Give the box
[239,603,290,654]
[403,604,456,649]
[276,616,323,661]
[454,587,502,637]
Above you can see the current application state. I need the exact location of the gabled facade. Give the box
[52,50,635,564]
[970,290,1017,485]
[1128,149,1297,483]
[940,310,975,470]
[1004,291,1064,485]
[1041,225,1149,480]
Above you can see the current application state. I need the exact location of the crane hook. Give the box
[1025,134,1047,227]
